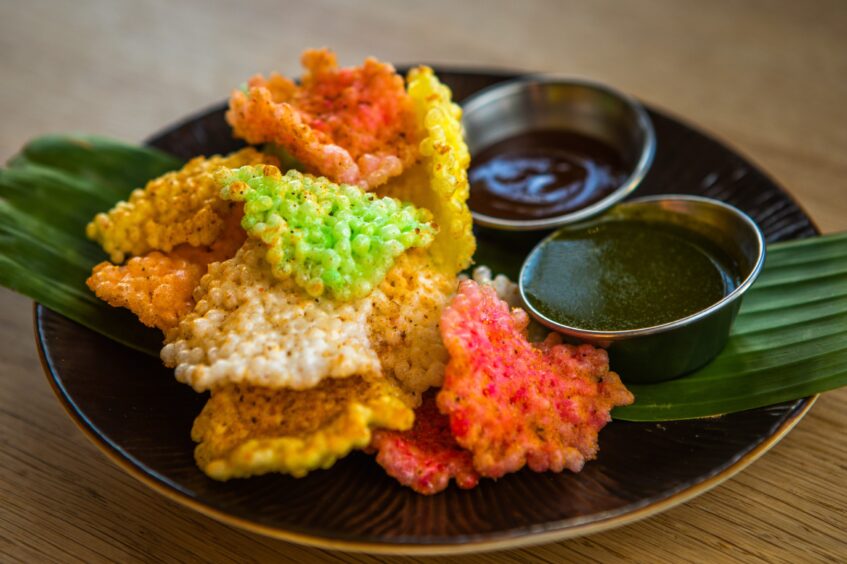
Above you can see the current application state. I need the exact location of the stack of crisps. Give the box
[86,50,475,481]
[86,49,632,494]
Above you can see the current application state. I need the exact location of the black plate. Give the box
[36,69,817,554]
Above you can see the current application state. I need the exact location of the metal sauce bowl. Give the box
[518,195,766,383]
[462,77,656,230]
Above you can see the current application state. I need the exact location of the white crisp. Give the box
[161,240,380,392]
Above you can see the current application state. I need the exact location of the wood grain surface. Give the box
[1,0,845,561]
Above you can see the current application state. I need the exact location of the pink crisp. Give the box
[437,280,634,478]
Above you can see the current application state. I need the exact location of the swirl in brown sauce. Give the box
[469,129,628,220]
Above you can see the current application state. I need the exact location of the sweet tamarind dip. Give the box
[468,129,629,221]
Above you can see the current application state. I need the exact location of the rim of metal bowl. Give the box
[462,75,657,231]
[517,194,767,340]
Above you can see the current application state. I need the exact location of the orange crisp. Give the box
[226,48,418,189]
[87,206,247,331]
[438,280,634,478]
[87,251,204,331]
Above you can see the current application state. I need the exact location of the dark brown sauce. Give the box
[469,129,629,220]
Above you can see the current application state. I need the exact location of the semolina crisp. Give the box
[368,249,454,398]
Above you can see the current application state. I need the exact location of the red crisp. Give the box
[371,392,479,495]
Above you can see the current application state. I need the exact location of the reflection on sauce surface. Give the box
[522,220,739,331]
[469,129,628,220]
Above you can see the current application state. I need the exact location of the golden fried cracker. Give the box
[192,375,414,479]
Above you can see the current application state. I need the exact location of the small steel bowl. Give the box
[518,195,766,383]
[462,76,656,231]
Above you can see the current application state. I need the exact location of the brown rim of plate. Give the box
[34,308,817,555]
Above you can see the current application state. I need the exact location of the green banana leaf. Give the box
[1,134,845,421]
[0,135,182,356]
[613,232,847,421]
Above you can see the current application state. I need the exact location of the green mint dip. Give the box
[521,220,739,331]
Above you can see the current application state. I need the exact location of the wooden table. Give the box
[1,0,845,561]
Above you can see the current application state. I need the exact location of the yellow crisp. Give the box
[378,67,475,276]
[192,375,414,479]
[369,250,455,399]
[167,203,248,265]
[86,148,274,263]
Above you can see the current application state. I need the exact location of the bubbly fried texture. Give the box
[192,375,415,479]
[226,48,418,189]
[87,208,248,332]
[465,265,547,342]
[86,148,273,263]
[368,250,454,398]
[219,165,436,301]
[167,203,249,265]
[438,281,634,478]
[371,392,479,494]
[466,266,521,307]
[378,67,475,276]
[160,239,381,392]
[87,251,205,331]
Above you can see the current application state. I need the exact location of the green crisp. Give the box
[218,165,436,300]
